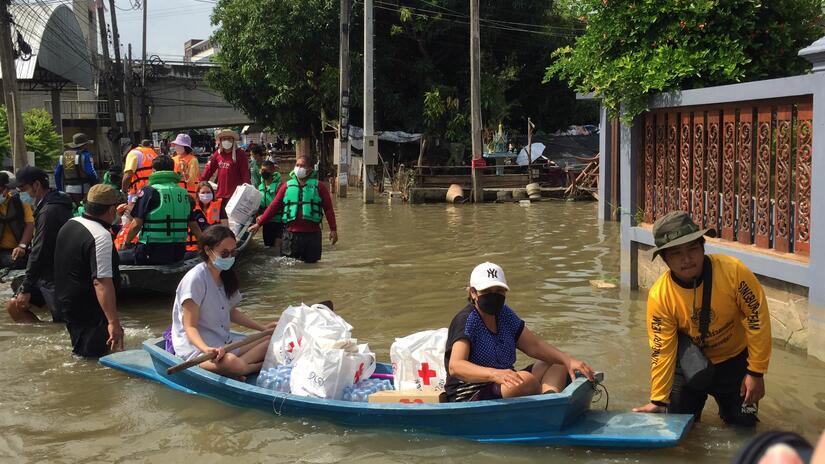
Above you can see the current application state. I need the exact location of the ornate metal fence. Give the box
[640,98,813,257]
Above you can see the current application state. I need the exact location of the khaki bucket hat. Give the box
[651,211,716,260]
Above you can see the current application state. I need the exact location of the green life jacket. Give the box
[0,194,25,243]
[140,171,190,244]
[282,172,323,223]
[73,202,85,218]
[258,173,282,223]
[61,149,90,186]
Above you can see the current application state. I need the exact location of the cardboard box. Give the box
[367,390,443,404]
[225,184,262,225]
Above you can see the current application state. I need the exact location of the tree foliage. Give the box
[0,107,63,168]
[547,0,823,121]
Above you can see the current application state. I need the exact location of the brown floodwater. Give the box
[1,197,823,463]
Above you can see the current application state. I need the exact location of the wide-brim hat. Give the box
[215,129,238,141]
[67,132,92,149]
[171,133,192,148]
[651,211,716,260]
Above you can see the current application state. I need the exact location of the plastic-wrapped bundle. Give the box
[341,378,393,402]
[256,364,293,393]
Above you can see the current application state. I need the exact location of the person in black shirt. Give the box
[54,184,125,357]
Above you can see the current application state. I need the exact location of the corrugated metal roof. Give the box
[0,3,94,89]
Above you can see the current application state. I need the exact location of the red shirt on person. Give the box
[256,176,337,233]
[199,148,251,199]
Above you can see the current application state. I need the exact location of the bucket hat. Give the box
[651,211,716,260]
[171,133,192,148]
[67,133,92,149]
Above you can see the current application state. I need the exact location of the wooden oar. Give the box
[166,329,274,375]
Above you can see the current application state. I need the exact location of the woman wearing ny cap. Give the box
[444,262,596,402]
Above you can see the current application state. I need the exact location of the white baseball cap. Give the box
[469,262,509,291]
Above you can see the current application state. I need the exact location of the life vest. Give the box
[258,173,282,223]
[73,202,85,217]
[0,194,26,244]
[173,154,198,197]
[128,146,158,194]
[139,171,190,245]
[61,149,91,186]
[114,220,139,251]
[282,173,322,223]
[186,198,222,251]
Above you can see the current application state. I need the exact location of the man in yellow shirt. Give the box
[633,211,771,427]
[121,140,158,201]
[0,171,34,269]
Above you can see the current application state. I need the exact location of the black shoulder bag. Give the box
[675,257,714,390]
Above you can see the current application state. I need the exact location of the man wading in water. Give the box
[633,211,772,426]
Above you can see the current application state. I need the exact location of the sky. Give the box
[110,0,218,62]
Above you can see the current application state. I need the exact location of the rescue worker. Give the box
[249,144,265,188]
[633,211,772,427]
[54,132,99,203]
[0,171,33,270]
[118,156,197,265]
[185,181,228,254]
[122,139,158,202]
[199,129,250,203]
[249,155,337,263]
[257,160,283,250]
[103,164,122,191]
[171,133,200,198]
[5,167,73,323]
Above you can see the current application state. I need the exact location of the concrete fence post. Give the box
[598,105,614,221]
[619,111,643,288]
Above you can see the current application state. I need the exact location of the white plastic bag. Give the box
[290,339,376,400]
[225,183,262,225]
[261,303,352,371]
[390,328,448,392]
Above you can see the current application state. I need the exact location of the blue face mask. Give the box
[19,191,34,205]
[211,252,235,271]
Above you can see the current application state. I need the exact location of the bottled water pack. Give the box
[256,364,293,393]
[341,378,393,402]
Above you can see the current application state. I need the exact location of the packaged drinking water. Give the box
[256,364,293,393]
[340,378,393,402]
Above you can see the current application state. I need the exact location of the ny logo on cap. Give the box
[487,269,498,279]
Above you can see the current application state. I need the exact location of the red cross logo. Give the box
[354,363,365,383]
[417,363,437,386]
[286,337,302,353]
[400,398,424,404]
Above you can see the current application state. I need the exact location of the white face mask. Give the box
[199,192,214,204]
[174,145,185,155]
[221,140,233,150]
[294,167,307,179]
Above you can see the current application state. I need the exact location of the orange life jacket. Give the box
[186,199,222,251]
[114,221,140,251]
[128,147,158,195]
[173,154,198,197]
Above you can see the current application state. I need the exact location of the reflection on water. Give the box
[0,197,823,463]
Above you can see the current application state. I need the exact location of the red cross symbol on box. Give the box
[354,363,365,383]
[417,363,437,386]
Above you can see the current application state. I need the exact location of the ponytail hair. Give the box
[198,225,239,298]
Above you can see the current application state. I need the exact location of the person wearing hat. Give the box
[54,132,99,203]
[5,167,73,323]
[632,211,772,426]
[122,139,159,201]
[444,262,596,402]
[54,184,125,357]
[199,129,250,202]
[171,133,200,198]
[257,160,283,249]
[0,171,34,270]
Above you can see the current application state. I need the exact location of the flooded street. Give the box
[1,196,823,463]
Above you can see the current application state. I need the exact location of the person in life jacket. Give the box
[122,139,159,201]
[103,164,122,191]
[257,160,283,250]
[0,171,34,270]
[199,129,250,202]
[171,133,200,198]
[633,211,772,427]
[249,155,337,263]
[54,133,99,203]
[185,182,228,253]
[117,155,196,265]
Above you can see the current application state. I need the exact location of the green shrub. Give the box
[0,106,63,168]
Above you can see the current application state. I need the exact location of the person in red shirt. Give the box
[199,129,250,200]
[249,155,337,263]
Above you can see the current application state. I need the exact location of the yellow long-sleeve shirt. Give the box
[646,254,771,403]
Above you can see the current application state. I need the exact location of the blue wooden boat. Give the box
[101,336,693,448]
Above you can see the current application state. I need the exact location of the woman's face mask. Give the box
[199,192,214,204]
[221,140,233,150]
[174,145,185,155]
[475,292,506,316]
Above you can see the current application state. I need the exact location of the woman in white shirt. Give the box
[171,225,273,378]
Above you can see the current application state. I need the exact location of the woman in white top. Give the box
[171,225,273,378]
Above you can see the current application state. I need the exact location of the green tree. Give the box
[547,0,823,122]
[0,107,63,168]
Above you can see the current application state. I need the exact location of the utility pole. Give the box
[96,1,119,163]
[109,0,126,138]
[0,0,28,169]
[140,0,148,139]
[335,0,350,198]
[470,0,484,203]
[126,43,133,143]
[527,117,535,184]
[362,0,375,203]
